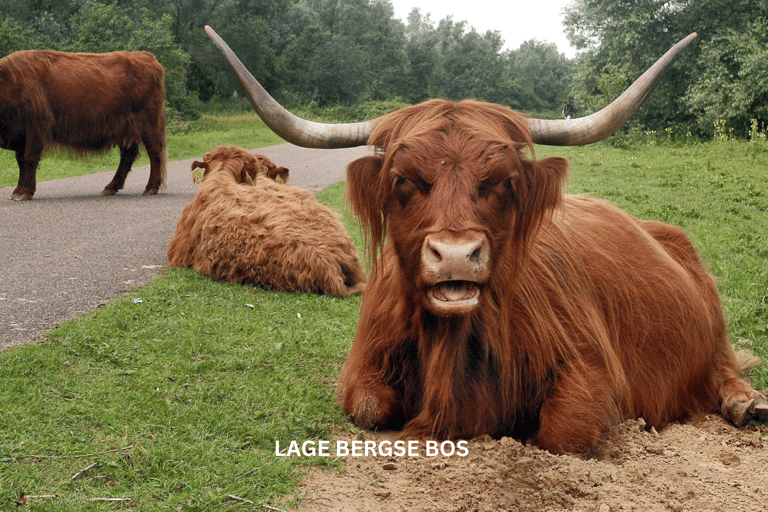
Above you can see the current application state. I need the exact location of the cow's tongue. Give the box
[433,281,477,302]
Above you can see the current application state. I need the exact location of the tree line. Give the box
[0,0,765,138]
[0,0,572,116]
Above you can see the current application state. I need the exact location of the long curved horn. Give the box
[527,32,697,145]
[205,25,376,148]
[206,25,695,148]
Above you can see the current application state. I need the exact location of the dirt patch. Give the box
[287,415,767,511]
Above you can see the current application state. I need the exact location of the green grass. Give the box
[0,132,766,509]
[0,183,363,510]
[0,113,285,188]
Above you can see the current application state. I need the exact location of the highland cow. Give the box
[206,28,768,453]
[167,145,365,297]
[0,49,167,200]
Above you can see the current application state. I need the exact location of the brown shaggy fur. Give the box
[167,145,366,297]
[0,50,167,200]
[338,99,766,454]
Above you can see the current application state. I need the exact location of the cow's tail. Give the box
[158,110,168,190]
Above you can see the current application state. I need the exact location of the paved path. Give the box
[0,144,370,350]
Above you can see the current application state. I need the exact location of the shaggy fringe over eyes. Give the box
[356,99,538,260]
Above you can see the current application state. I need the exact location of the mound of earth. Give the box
[287,415,767,511]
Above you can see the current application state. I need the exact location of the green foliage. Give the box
[0,16,46,56]
[564,0,768,137]
[683,23,768,137]
[511,39,574,110]
[280,25,367,105]
[0,0,578,114]
[67,2,191,111]
[284,97,410,123]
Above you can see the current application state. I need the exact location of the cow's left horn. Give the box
[526,33,697,145]
[205,26,377,148]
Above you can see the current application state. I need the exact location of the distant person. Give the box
[562,99,576,119]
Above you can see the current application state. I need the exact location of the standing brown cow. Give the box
[0,49,167,200]
[207,27,768,453]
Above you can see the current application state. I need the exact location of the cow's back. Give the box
[533,194,726,426]
[8,50,165,150]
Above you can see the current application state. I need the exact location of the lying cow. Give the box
[167,145,366,297]
[207,27,768,453]
[0,50,167,200]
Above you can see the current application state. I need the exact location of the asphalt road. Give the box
[0,144,370,350]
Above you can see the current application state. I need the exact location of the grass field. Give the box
[0,125,766,509]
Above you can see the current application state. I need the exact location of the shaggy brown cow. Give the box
[206,28,768,453]
[0,49,167,200]
[167,145,366,297]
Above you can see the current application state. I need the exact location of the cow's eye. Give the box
[393,175,417,206]
[478,180,498,196]
[504,178,516,200]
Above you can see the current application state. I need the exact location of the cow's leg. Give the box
[337,349,403,429]
[534,366,619,454]
[10,148,39,201]
[141,136,165,195]
[341,380,401,429]
[102,143,139,195]
[719,363,768,426]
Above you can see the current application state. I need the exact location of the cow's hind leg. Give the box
[102,143,139,195]
[719,361,768,426]
[141,135,166,195]
[11,149,39,201]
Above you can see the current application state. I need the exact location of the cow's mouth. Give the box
[429,280,480,313]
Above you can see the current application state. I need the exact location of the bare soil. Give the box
[288,415,768,511]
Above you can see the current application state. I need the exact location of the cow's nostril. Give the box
[429,246,443,263]
[470,247,482,263]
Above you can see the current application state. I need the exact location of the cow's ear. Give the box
[514,156,569,251]
[238,156,260,185]
[269,166,290,184]
[527,156,568,212]
[346,155,387,255]
[191,160,208,184]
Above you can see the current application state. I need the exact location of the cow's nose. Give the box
[422,233,489,281]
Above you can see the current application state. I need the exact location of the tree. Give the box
[683,23,768,136]
[68,2,190,110]
[510,40,573,110]
[562,0,768,136]
[0,16,46,57]
[280,25,367,105]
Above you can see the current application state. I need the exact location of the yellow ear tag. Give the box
[244,173,255,186]
[191,167,205,184]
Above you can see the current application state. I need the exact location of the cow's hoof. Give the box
[101,188,118,196]
[9,191,33,201]
[723,396,768,426]
[351,389,384,429]
[753,398,768,419]
[142,188,159,196]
